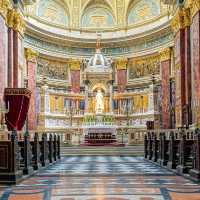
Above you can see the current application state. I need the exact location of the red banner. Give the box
[4,88,31,131]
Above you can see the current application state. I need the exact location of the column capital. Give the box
[0,0,12,20]
[170,8,184,33]
[185,0,200,20]
[13,10,26,35]
[25,48,39,61]
[115,58,128,70]
[159,47,171,62]
[69,59,82,70]
[183,8,191,27]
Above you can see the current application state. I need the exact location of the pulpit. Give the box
[4,88,31,131]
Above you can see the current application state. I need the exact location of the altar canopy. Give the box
[4,88,31,131]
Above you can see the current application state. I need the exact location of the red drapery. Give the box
[4,88,31,131]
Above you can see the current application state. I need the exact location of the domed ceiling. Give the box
[26,0,167,29]
[24,0,172,58]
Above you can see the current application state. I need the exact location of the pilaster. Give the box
[116,58,128,93]
[69,59,81,93]
[160,47,171,128]
[25,48,38,130]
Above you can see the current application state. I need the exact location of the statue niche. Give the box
[95,89,104,114]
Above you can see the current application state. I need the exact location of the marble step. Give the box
[61,146,144,156]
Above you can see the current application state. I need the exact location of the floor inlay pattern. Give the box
[1,156,200,200]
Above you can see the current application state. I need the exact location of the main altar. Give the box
[82,37,118,145]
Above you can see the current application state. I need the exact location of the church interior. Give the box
[0,0,200,199]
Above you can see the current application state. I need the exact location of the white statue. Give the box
[95,89,104,114]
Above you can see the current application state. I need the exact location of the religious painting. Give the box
[82,7,114,28]
[128,0,160,25]
[37,59,69,81]
[128,55,160,79]
[37,0,68,26]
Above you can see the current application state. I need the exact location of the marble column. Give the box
[109,81,113,113]
[70,60,81,93]
[84,81,89,113]
[116,58,128,93]
[25,48,38,130]
[7,9,15,87]
[171,8,186,128]
[190,4,200,126]
[0,15,8,104]
[160,48,171,129]
[183,8,192,126]
[12,10,25,88]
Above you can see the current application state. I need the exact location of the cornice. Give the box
[25,15,172,48]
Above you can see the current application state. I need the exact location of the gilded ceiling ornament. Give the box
[25,48,39,61]
[160,47,171,62]
[170,8,184,33]
[0,0,12,20]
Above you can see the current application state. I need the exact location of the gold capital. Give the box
[183,8,191,27]
[170,8,184,33]
[0,0,12,20]
[13,10,26,35]
[160,48,171,62]
[185,0,200,20]
[115,58,128,70]
[25,48,39,61]
[69,59,81,70]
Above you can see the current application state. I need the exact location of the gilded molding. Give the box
[116,58,128,70]
[69,59,82,70]
[13,10,26,35]
[6,8,15,28]
[0,0,11,20]
[185,0,200,19]
[160,48,171,62]
[25,48,39,61]
[170,8,184,33]
[183,8,191,27]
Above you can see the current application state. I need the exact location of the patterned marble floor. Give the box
[1,156,200,200]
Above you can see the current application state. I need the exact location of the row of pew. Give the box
[144,128,200,181]
[0,130,61,184]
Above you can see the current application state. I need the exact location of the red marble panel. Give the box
[27,60,37,130]
[161,59,170,128]
[184,26,192,125]
[117,69,127,93]
[13,31,19,88]
[8,28,13,87]
[0,15,8,104]
[191,11,200,125]
[71,70,80,93]
[174,30,186,127]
